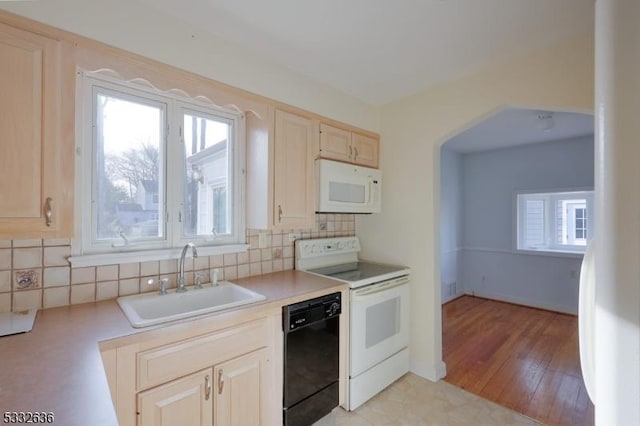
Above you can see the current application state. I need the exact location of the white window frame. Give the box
[202,178,227,237]
[514,188,594,256]
[564,201,588,246]
[173,102,244,247]
[71,70,246,266]
[84,80,171,253]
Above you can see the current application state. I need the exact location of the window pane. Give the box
[182,112,232,237]
[575,207,587,244]
[95,91,165,241]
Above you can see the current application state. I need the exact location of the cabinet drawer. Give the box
[137,318,269,390]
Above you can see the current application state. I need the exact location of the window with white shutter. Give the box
[516,190,594,254]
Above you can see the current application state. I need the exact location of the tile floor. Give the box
[315,373,542,425]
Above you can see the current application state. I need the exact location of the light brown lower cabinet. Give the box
[138,368,213,426]
[137,348,268,426]
[214,348,268,426]
[118,317,279,426]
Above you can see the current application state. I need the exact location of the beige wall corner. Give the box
[356,32,595,382]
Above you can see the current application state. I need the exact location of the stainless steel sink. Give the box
[117,281,266,328]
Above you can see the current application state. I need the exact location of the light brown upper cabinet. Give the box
[319,123,379,168]
[0,23,74,239]
[273,110,316,229]
[247,108,317,230]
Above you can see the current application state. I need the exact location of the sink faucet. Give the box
[177,243,198,293]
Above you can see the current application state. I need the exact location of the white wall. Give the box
[357,34,594,381]
[594,1,640,423]
[459,136,594,314]
[0,1,379,132]
[439,148,463,303]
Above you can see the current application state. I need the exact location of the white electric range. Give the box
[295,236,410,411]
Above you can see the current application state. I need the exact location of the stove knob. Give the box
[337,241,345,249]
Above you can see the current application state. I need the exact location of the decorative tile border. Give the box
[15,270,39,290]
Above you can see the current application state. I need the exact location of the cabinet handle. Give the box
[348,145,353,159]
[204,374,211,400]
[353,147,358,161]
[278,205,283,223]
[218,369,224,394]
[44,197,53,227]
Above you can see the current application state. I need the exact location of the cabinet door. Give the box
[351,133,379,168]
[138,368,213,426]
[319,123,352,163]
[0,23,73,238]
[214,348,268,426]
[274,110,316,229]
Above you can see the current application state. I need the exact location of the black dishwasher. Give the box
[283,292,341,426]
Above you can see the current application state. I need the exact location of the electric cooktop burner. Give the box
[307,261,408,286]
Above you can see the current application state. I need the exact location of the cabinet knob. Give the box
[44,197,53,227]
[354,147,358,160]
[348,145,353,159]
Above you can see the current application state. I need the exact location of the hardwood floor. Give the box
[442,296,594,426]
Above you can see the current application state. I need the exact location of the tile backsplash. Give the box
[0,214,355,313]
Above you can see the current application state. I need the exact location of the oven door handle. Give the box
[352,276,409,298]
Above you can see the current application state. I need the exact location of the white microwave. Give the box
[317,159,382,214]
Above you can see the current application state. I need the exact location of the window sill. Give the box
[514,248,585,259]
[68,244,249,268]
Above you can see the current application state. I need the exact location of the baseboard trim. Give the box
[459,292,577,316]
[442,293,466,305]
[410,359,447,382]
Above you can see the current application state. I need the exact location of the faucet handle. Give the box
[147,277,168,295]
[158,277,169,295]
[212,269,219,286]
[195,273,203,289]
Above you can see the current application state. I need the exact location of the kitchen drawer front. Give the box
[137,318,269,391]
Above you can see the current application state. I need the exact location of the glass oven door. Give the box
[350,276,410,377]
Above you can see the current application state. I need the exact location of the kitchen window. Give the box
[516,190,594,255]
[75,72,245,260]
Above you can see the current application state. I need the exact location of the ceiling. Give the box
[443,108,594,153]
[137,0,594,105]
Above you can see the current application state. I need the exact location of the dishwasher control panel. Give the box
[283,292,341,331]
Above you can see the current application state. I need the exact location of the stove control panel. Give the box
[296,237,360,258]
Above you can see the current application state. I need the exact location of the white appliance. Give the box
[295,236,410,410]
[578,2,640,424]
[316,159,382,214]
